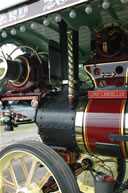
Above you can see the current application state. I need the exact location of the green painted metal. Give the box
[0,0,127,63]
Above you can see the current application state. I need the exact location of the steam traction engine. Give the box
[0,0,128,193]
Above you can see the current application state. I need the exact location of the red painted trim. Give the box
[1,96,39,101]
[88,90,127,99]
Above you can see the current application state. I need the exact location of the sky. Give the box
[0,44,23,60]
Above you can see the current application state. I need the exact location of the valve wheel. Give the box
[77,155,126,193]
[0,141,80,193]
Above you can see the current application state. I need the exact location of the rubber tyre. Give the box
[0,140,80,193]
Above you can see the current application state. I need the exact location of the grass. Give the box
[0,123,37,133]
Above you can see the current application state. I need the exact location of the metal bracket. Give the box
[109,134,128,142]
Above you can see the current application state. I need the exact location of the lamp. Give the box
[11,28,16,35]
[55,14,62,23]
[85,4,92,14]
[1,31,7,38]
[31,22,37,29]
[102,0,110,9]
[121,0,128,4]
[20,25,26,32]
[43,18,49,26]
[69,9,76,19]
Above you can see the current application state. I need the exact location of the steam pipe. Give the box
[67,30,79,104]
[67,30,75,103]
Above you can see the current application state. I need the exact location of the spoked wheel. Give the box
[0,141,80,193]
[77,155,126,193]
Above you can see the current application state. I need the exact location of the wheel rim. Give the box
[0,151,61,193]
[77,155,125,193]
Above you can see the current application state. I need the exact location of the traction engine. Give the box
[0,1,128,193]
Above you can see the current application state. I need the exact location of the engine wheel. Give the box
[77,155,126,193]
[0,141,80,193]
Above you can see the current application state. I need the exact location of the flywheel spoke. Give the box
[96,158,116,163]
[83,170,88,185]
[97,163,113,174]
[3,179,15,189]
[25,159,37,187]
[39,171,51,189]
[8,165,19,190]
[19,157,29,179]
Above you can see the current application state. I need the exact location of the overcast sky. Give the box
[0,44,23,60]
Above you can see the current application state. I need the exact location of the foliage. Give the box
[79,64,93,89]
